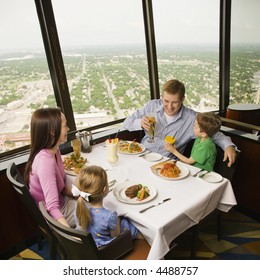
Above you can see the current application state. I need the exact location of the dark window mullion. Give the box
[34,0,76,131]
[142,0,160,99]
[219,0,232,116]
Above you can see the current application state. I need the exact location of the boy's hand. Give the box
[164,143,176,153]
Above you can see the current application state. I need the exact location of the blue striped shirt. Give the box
[122,99,234,159]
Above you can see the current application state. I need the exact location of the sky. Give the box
[0,0,259,51]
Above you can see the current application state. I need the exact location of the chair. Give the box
[190,147,241,258]
[6,162,58,260]
[212,146,241,240]
[182,142,241,258]
[214,146,240,183]
[39,201,133,260]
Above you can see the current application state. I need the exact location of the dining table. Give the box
[64,141,237,260]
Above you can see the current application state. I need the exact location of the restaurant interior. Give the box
[0,0,260,260]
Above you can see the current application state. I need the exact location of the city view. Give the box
[0,44,259,153]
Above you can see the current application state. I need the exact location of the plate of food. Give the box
[113,180,157,204]
[151,160,189,180]
[201,172,223,183]
[63,153,87,176]
[117,140,145,155]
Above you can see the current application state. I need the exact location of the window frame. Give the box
[0,0,237,160]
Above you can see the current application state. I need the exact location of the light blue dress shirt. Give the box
[122,99,234,159]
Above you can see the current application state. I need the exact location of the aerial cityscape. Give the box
[0,44,259,153]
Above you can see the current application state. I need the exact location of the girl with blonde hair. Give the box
[72,165,142,247]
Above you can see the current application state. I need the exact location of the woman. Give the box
[24,107,76,227]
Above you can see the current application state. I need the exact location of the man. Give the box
[122,79,237,167]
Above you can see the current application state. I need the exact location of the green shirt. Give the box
[191,137,217,171]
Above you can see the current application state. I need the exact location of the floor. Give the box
[9,208,260,260]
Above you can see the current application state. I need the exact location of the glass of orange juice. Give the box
[164,135,176,145]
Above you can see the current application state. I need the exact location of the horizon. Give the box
[1,42,260,56]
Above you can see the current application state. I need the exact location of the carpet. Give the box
[9,208,260,260]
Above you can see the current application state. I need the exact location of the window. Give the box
[153,0,219,112]
[230,0,260,105]
[52,0,149,130]
[0,0,52,155]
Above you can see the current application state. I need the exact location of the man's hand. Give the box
[141,116,151,131]
[223,146,237,167]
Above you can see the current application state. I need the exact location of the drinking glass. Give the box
[147,114,156,143]
[106,141,119,167]
[72,138,81,157]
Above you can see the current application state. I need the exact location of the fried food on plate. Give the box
[63,153,87,174]
[118,140,143,153]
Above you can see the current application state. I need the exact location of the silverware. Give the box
[192,169,205,177]
[138,150,152,157]
[115,129,120,139]
[159,158,172,164]
[198,170,209,178]
[109,178,128,192]
[151,158,173,170]
[139,198,171,213]
[108,179,116,188]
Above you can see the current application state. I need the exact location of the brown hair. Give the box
[75,165,108,229]
[196,112,222,137]
[24,107,62,184]
[162,79,185,99]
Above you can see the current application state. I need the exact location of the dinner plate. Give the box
[63,153,88,176]
[113,180,157,204]
[202,172,223,183]
[151,161,190,180]
[143,152,163,162]
[117,141,145,155]
[64,164,89,176]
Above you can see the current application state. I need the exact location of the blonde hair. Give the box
[75,165,108,229]
[162,79,185,99]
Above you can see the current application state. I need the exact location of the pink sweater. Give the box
[29,149,66,221]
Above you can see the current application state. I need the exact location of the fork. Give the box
[109,178,129,192]
[192,169,204,177]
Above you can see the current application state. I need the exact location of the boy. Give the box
[165,112,222,171]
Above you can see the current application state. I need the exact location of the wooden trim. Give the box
[221,117,260,131]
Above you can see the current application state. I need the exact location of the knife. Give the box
[198,171,209,178]
[139,198,171,213]
[138,150,152,157]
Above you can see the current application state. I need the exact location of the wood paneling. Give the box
[223,133,260,220]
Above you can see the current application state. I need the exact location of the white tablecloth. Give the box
[65,143,237,260]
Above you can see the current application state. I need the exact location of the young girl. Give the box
[72,165,143,247]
